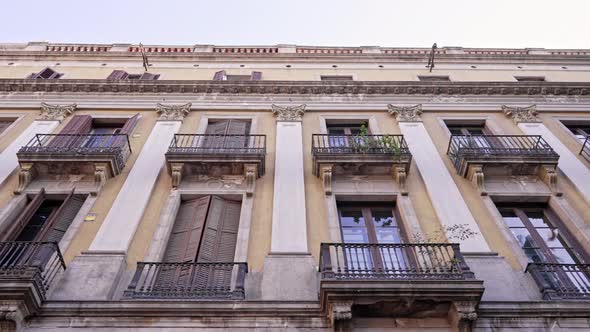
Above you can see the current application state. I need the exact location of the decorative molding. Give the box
[170,163,184,188]
[1,80,589,97]
[244,164,257,196]
[14,163,36,195]
[320,164,333,195]
[539,164,561,196]
[387,104,423,122]
[271,104,306,122]
[502,104,541,123]
[467,165,486,196]
[156,103,192,121]
[38,102,76,122]
[393,166,407,195]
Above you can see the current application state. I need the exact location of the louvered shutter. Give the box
[107,70,129,80]
[224,120,251,150]
[203,120,229,150]
[213,70,226,80]
[158,196,211,290]
[0,189,45,241]
[250,71,262,81]
[140,73,159,80]
[113,113,140,148]
[41,194,85,243]
[196,196,240,291]
[49,115,93,148]
[36,68,58,79]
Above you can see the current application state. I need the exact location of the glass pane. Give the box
[501,210,524,227]
[523,247,546,263]
[340,209,365,227]
[341,228,370,244]
[525,211,550,228]
[537,228,566,249]
[509,228,537,248]
[372,210,396,228]
[375,228,402,244]
[550,248,577,264]
[467,128,485,135]
[327,128,345,135]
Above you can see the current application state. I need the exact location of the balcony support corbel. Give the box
[170,163,184,188]
[320,164,333,195]
[539,164,561,196]
[14,163,36,195]
[92,163,111,196]
[393,166,408,195]
[466,165,486,196]
[244,163,257,196]
[329,300,353,329]
[449,301,478,332]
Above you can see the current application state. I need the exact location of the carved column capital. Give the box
[387,104,423,122]
[38,102,77,122]
[271,104,306,122]
[502,105,540,124]
[156,103,192,121]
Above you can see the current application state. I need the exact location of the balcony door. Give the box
[338,203,408,273]
[326,123,369,151]
[157,195,241,291]
[447,123,495,150]
[203,119,251,151]
[498,204,589,295]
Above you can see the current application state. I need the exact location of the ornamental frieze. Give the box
[38,102,77,122]
[502,105,540,123]
[156,102,192,121]
[387,104,423,122]
[272,104,306,121]
[0,80,589,97]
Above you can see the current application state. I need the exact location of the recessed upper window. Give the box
[418,75,450,82]
[320,75,354,81]
[563,122,590,142]
[446,122,489,136]
[26,67,63,79]
[514,76,546,82]
[213,71,262,81]
[326,122,368,135]
[0,119,14,135]
[107,70,160,80]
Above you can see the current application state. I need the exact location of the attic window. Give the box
[107,70,160,80]
[514,76,545,82]
[26,67,63,79]
[418,75,450,81]
[320,75,354,81]
[213,71,262,81]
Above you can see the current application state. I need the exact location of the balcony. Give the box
[16,134,132,194]
[319,243,483,328]
[0,242,66,317]
[165,134,266,193]
[124,262,248,300]
[311,134,412,194]
[447,135,560,195]
[581,136,590,162]
[526,263,590,300]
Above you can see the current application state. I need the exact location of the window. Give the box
[497,204,585,265]
[0,120,14,136]
[213,71,262,81]
[563,123,590,143]
[515,76,546,82]
[26,67,63,79]
[320,75,354,81]
[326,122,368,148]
[107,70,160,80]
[1,189,86,243]
[418,75,450,81]
[49,114,140,149]
[446,123,489,136]
[446,122,496,149]
[203,119,251,149]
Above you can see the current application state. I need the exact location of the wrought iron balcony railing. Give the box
[0,241,66,297]
[320,243,474,280]
[168,134,266,155]
[526,263,590,300]
[18,133,132,172]
[124,262,248,300]
[581,136,590,162]
[312,134,410,157]
[447,135,559,173]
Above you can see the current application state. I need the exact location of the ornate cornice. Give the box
[1,79,589,97]
[38,102,76,122]
[156,103,192,121]
[502,105,540,123]
[387,104,423,122]
[272,104,306,122]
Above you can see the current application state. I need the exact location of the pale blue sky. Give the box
[2,0,589,49]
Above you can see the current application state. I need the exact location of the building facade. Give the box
[0,42,589,331]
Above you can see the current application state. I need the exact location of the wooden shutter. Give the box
[250,71,262,81]
[163,196,211,262]
[213,70,226,80]
[40,193,86,243]
[0,189,45,241]
[197,196,241,262]
[120,113,140,135]
[107,70,129,80]
[34,68,59,79]
[225,120,251,149]
[203,120,229,149]
[49,115,93,148]
[139,73,160,80]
